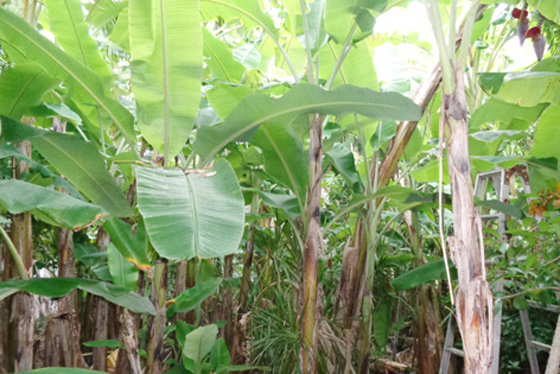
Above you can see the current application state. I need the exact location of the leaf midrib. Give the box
[202,99,407,163]
[62,0,89,66]
[158,0,170,160]
[185,174,200,258]
[84,0,103,23]
[8,66,45,117]
[204,37,234,83]
[116,248,129,288]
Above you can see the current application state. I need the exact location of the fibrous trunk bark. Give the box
[404,211,443,373]
[443,69,493,373]
[544,312,560,374]
[175,259,187,323]
[91,228,110,371]
[222,255,234,350]
[8,140,35,372]
[300,114,324,374]
[184,259,197,325]
[44,120,85,368]
[416,286,443,373]
[114,183,143,373]
[335,61,443,373]
[44,228,86,368]
[89,296,109,370]
[0,241,8,373]
[231,219,256,365]
[338,223,366,374]
[147,261,167,374]
[119,309,143,374]
[9,293,34,372]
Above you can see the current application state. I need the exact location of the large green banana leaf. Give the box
[528,0,560,25]
[32,132,134,217]
[0,63,59,119]
[44,0,117,131]
[193,84,422,165]
[203,28,246,83]
[0,278,155,315]
[1,118,133,217]
[44,0,112,86]
[0,179,105,229]
[479,71,560,107]
[103,218,150,270]
[0,8,135,143]
[0,143,81,197]
[183,324,218,369]
[129,0,202,160]
[319,40,378,90]
[107,243,139,291]
[251,124,308,215]
[136,159,244,260]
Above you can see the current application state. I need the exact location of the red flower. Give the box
[526,26,541,39]
[512,8,528,19]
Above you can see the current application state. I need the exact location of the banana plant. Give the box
[5,0,552,373]
[424,1,494,372]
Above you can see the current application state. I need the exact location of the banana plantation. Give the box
[1,0,560,373]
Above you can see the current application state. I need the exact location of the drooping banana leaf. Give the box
[203,28,246,83]
[0,63,59,119]
[107,243,139,291]
[0,179,105,229]
[31,132,134,217]
[1,119,133,217]
[44,0,113,87]
[103,218,150,271]
[251,124,308,214]
[0,143,81,197]
[0,7,135,144]
[528,0,560,25]
[0,278,155,315]
[479,71,560,107]
[129,0,203,160]
[325,0,386,44]
[193,84,421,165]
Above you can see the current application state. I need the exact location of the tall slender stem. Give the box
[300,0,315,84]
[428,0,494,372]
[438,110,455,305]
[300,114,324,374]
[325,22,358,90]
[448,0,457,65]
[0,225,28,280]
[457,3,478,74]
[426,0,455,94]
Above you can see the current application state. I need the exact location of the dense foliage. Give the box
[0,0,559,373]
